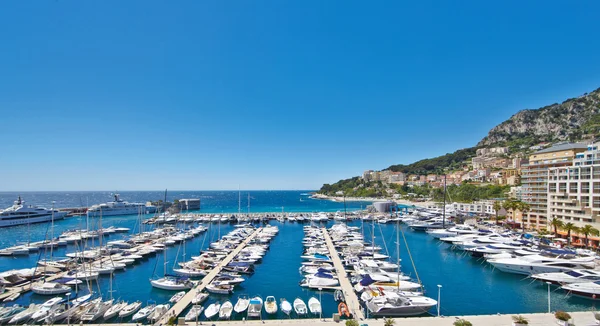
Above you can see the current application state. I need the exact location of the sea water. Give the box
[0,191,595,319]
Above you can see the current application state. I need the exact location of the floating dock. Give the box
[155,227,264,325]
[321,227,366,321]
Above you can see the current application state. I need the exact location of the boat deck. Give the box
[155,227,264,325]
[321,227,366,321]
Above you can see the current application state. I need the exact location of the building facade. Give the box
[521,143,587,230]
[547,143,600,229]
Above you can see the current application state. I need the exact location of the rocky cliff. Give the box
[478,87,600,148]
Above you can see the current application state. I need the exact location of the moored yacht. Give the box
[366,292,437,316]
[487,250,596,275]
[531,269,600,285]
[88,193,146,217]
[0,197,66,228]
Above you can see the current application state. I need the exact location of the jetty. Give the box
[155,227,264,325]
[321,227,365,321]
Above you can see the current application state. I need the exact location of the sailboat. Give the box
[32,204,73,295]
[363,214,438,317]
[150,246,193,290]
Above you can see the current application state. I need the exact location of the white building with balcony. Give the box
[547,143,600,229]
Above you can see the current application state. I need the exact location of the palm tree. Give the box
[502,200,518,229]
[550,218,564,237]
[493,201,503,225]
[518,202,531,233]
[561,222,579,246]
[578,224,599,248]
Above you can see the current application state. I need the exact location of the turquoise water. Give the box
[0,191,596,319]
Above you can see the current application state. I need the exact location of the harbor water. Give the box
[0,190,596,320]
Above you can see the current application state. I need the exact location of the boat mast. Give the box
[442,174,447,228]
[50,201,55,259]
[371,217,375,258]
[396,216,400,291]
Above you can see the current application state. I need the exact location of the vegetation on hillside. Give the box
[319,177,510,203]
[479,87,600,147]
[430,183,510,202]
[386,147,477,175]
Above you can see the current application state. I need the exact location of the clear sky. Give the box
[1,1,600,191]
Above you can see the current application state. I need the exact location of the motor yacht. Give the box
[0,196,67,228]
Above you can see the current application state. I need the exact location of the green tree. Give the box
[550,218,564,237]
[518,201,531,232]
[578,224,599,248]
[493,200,503,225]
[561,222,579,245]
[502,200,518,228]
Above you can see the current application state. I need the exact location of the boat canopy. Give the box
[359,275,376,286]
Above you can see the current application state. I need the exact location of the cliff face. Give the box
[478,88,600,147]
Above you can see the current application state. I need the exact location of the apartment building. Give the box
[547,143,600,229]
[521,143,587,230]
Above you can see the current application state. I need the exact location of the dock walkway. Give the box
[156,227,264,325]
[321,227,365,321]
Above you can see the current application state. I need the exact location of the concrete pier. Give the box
[47,311,599,325]
[156,227,264,325]
[322,227,366,321]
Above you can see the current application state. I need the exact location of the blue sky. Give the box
[1,1,600,191]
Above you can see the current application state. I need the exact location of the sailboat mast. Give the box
[50,201,55,258]
[371,217,375,257]
[442,174,447,228]
[396,218,400,291]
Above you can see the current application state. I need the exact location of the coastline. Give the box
[310,193,436,208]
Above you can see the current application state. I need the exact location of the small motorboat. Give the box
[219,301,233,320]
[31,282,71,295]
[191,291,209,305]
[264,296,277,314]
[147,304,170,323]
[104,301,128,320]
[293,298,307,316]
[334,289,345,302]
[280,298,292,316]
[308,297,321,316]
[247,296,263,318]
[234,295,250,314]
[204,303,221,319]
[9,304,40,324]
[119,301,142,318]
[30,297,63,322]
[185,305,204,321]
[131,303,156,322]
[206,283,234,294]
[169,291,186,303]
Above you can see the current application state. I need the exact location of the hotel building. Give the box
[521,143,587,230]
[547,143,600,230]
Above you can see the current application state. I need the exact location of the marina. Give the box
[0,191,597,324]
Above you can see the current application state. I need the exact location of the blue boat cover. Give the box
[314,271,334,279]
[359,274,376,286]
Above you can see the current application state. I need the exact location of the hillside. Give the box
[478,87,600,149]
[318,86,600,198]
[386,147,477,175]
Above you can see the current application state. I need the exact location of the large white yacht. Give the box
[0,197,66,227]
[487,250,596,275]
[87,194,146,217]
